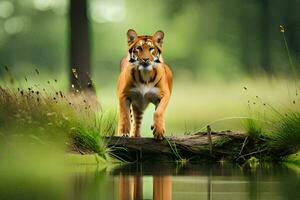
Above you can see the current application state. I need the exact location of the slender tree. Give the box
[69,0,93,91]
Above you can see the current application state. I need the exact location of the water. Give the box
[70,163,300,200]
[1,162,300,200]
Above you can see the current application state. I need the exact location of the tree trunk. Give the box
[69,0,93,91]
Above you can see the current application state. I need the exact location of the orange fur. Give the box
[118,174,172,200]
[117,29,173,140]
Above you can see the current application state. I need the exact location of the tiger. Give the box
[117,29,173,140]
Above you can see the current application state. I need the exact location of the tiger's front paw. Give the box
[121,133,130,137]
[118,126,130,137]
[151,124,165,140]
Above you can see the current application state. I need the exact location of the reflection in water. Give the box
[153,176,172,200]
[119,175,143,200]
[207,169,212,200]
[111,163,300,200]
[119,174,172,200]
[1,162,300,200]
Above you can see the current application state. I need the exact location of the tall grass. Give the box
[243,26,300,160]
[244,119,263,139]
[265,26,299,154]
[243,107,300,160]
[0,67,117,159]
[268,111,300,151]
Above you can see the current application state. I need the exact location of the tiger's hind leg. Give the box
[130,105,144,137]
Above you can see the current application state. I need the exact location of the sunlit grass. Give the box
[268,111,300,151]
[242,85,300,161]
[0,81,117,158]
[243,111,300,160]
[244,119,264,139]
[98,77,297,135]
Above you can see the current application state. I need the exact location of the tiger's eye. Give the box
[149,47,154,51]
[136,46,142,51]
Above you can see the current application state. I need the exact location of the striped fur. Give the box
[130,106,144,137]
[117,29,173,140]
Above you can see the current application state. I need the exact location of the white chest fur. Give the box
[128,83,160,110]
[131,83,159,95]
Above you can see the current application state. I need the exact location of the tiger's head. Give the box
[127,29,164,71]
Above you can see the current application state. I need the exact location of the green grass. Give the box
[242,95,300,159]
[241,27,300,162]
[0,83,117,159]
[244,119,263,139]
[268,111,300,150]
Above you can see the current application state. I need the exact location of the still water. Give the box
[1,161,300,200]
[70,162,300,200]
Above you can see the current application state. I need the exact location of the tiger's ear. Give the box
[153,30,164,47]
[127,29,137,45]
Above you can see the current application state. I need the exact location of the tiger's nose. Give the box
[142,58,149,63]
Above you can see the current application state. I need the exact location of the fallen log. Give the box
[105,130,298,163]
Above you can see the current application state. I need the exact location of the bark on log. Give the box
[105,131,298,163]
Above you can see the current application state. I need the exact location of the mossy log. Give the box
[105,131,298,163]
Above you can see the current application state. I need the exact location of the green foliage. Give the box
[242,100,300,160]
[268,111,300,150]
[244,119,263,139]
[262,24,300,155]
[0,85,117,158]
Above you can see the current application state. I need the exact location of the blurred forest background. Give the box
[0,0,299,134]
